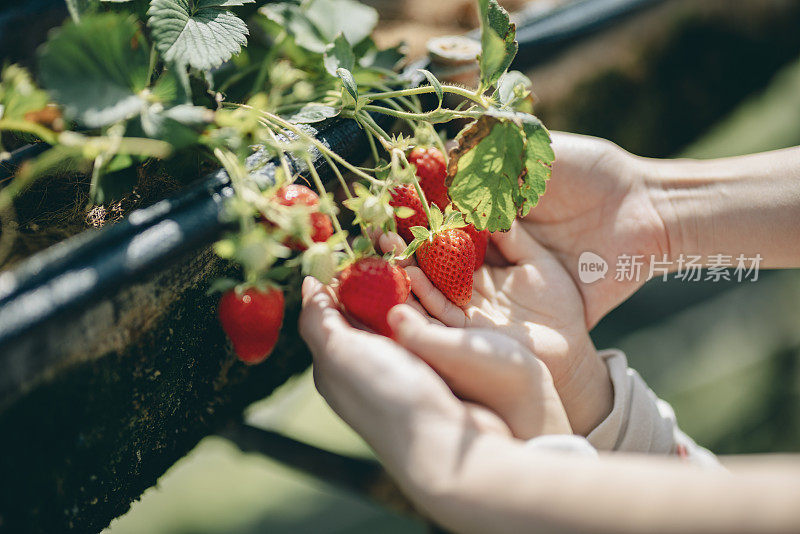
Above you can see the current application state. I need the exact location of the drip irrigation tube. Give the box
[0,0,664,402]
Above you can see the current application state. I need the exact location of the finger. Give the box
[490,221,548,264]
[406,266,467,327]
[462,402,512,437]
[299,276,353,353]
[401,294,445,326]
[388,305,565,439]
[483,242,509,267]
[379,232,416,268]
[389,304,531,381]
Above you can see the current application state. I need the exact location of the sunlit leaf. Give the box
[323,34,355,77]
[447,116,526,232]
[148,0,254,71]
[477,0,517,89]
[38,14,150,128]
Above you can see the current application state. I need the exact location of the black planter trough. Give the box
[0,1,664,532]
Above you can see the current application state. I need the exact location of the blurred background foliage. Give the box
[93,0,800,532]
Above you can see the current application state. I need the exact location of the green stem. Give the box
[251,32,287,95]
[303,154,354,258]
[361,84,487,107]
[146,44,158,86]
[365,127,380,165]
[0,120,58,144]
[360,104,481,122]
[256,111,383,186]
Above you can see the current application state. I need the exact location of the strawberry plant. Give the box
[0,0,554,357]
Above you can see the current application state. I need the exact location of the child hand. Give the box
[386,303,571,439]
[379,223,612,436]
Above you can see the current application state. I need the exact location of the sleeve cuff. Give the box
[524,435,598,458]
[586,349,722,468]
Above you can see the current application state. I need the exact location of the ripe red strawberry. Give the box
[308,211,334,244]
[274,184,333,249]
[338,257,411,337]
[462,224,489,270]
[408,147,449,210]
[416,228,474,306]
[389,184,428,243]
[218,287,285,364]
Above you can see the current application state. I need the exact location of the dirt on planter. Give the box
[0,162,187,271]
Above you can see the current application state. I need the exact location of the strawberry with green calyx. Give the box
[338,256,411,337]
[400,205,475,307]
[389,184,428,243]
[462,224,489,270]
[343,182,395,231]
[218,285,285,364]
[408,146,449,210]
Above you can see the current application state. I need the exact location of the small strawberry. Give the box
[400,205,475,307]
[416,228,474,306]
[218,287,285,364]
[462,224,489,270]
[389,184,428,243]
[274,184,333,249]
[275,184,319,208]
[408,146,449,210]
[338,257,411,337]
[308,211,334,244]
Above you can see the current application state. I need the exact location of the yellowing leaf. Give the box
[447,116,525,232]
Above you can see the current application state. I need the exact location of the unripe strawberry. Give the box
[389,184,428,243]
[462,224,489,270]
[416,228,474,306]
[218,287,285,364]
[408,146,449,210]
[338,257,411,337]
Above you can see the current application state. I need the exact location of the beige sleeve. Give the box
[587,349,722,469]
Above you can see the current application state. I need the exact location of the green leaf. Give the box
[337,68,358,101]
[260,0,377,55]
[496,70,531,110]
[148,0,254,71]
[323,34,355,77]
[519,117,554,216]
[285,103,339,124]
[447,116,526,232]
[0,65,50,121]
[477,0,517,89]
[260,3,327,53]
[418,69,443,107]
[304,0,378,46]
[358,41,405,71]
[38,14,150,128]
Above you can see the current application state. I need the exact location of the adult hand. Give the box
[523,132,670,328]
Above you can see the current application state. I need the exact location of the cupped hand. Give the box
[524,132,670,328]
[298,277,570,451]
[379,222,611,436]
